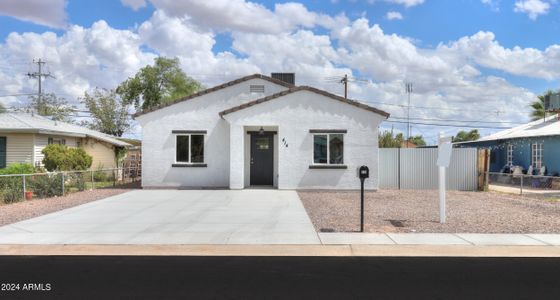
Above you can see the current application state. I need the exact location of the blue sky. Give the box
[0,0,558,141]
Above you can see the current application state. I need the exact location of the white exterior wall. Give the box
[2,133,34,165]
[224,90,384,190]
[34,134,78,166]
[137,79,289,188]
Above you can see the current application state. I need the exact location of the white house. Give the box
[135,74,389,190]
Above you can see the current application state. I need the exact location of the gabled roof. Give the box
[0,113,131,147]
[218,86,390,118]
[459,114,560,144]
[133,74,294,118]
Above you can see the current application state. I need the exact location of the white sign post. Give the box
[437,132,452,224]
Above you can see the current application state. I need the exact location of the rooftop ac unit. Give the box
[544,93,560,111]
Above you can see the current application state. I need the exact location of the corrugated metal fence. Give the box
[379,148,478,190]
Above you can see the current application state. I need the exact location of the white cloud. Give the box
[385,11,403,20]
[514,0,550,20]
[143,0,348,34]
[385,0,425,7]
[121,0,147,11]
[438,31,560,80]
[0,2,555,140]
[0,20,155,108]
[481,0,500,11]
[0,0,67,28]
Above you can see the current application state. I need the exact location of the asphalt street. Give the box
[0,256,559,299]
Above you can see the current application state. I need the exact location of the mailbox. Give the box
[358,166,369,179]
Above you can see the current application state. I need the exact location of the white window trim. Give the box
[506,144,513,166]
[532,143,543,169]
[174,134,205,164]
[312,133,345,165]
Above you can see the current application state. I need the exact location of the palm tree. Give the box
[531,90,555,121]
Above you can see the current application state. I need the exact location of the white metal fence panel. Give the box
[379,148,399,188]
[379,148,478,190]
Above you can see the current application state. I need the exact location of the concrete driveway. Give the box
[0,190,320,244]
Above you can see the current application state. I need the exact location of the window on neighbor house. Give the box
[532,143,543,169]
[313,133,344,165]
[506,144,513,166]
[176,134,205,163]
[48,137,66,145]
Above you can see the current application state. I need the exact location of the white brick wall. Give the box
[138,81,385,190]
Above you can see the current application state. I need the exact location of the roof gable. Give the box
[134,74,294,118]
[219,86,390,118]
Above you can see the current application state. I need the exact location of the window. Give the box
[249,85,265,93]
[175,134,204,164]
[313,133,344,165]
[506,144,513,166]
[48,137,66,145]
[532,143,543,169]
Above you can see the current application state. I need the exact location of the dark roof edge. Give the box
[133,74,294,118]
[219,86,390,118]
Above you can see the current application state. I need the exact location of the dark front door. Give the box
[0,137,5,169]
[250,133,274,186]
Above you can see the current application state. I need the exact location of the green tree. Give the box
[379,130,405,148]
[23,93,75,122]
[81,88,131,137]
[530,90,556,121]
[117,57,203,110]
[453,129,480,143]
[0,102,5,113]
[42,144,92,171]
[407,135,426,147]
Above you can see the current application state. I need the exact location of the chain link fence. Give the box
[487,172,560,195]
[0,167,140,204]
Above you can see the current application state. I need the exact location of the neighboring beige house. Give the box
[0,113,130,169]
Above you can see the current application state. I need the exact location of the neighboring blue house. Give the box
[457,114,560,176]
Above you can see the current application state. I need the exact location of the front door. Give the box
[0,137,5,169]
[250,133,274,186]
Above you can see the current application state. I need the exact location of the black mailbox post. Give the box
[358,166,369,232]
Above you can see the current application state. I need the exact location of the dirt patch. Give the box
[0,182,139,226]
[298,189,560,233]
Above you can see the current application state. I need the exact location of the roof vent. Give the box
[250,85,265,93]
[271,73,295,85]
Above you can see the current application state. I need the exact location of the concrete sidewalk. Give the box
[318,232,560,246]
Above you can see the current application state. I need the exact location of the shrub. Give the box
[42,144,92,171]
[0,163,36,204]
[93,164,108,182]
[0,163,36,175]
[28,174,63,198]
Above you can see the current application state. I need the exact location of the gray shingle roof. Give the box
[219,86,390,118]
[0,113,131,147]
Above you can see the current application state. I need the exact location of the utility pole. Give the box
[27,58,54,114]
[341,74,348,99]
[405,82,413,148]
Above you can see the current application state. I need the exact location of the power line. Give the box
[389,116,524,124]
[384,119,511,129]
[0,93,36,98]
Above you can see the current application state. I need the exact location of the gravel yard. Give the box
[298,189,560,233]
[0,184,138,226]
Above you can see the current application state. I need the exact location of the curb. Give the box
[1,244,559,257]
